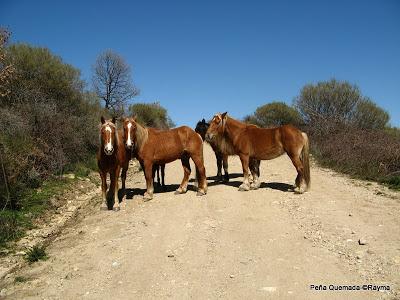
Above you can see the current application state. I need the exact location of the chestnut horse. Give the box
[196,118,261,182]
[121,118,166,187]
[123,117,207,200]
[97,116,129,211]
[206,112,310,193]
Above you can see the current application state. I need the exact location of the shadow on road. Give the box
[208,180,293,192]
[124,183,200,200]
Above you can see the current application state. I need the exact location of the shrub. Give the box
[311,126,400,185]
[25,245,47,263]
[245,101,303,127]
[129,102,175,129]
[353,98,389,130]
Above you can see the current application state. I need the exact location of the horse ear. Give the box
[221,112,228,119]
[101,116,105,124]
[111,116,117,124]
[133,115,137,122]
[201,118,205,123]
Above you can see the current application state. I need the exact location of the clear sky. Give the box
[1,0,399,127]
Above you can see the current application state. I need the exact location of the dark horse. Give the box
[97,116,130,211]
[121,118,166,187]
[122,117,207,200]
[206,112,310,193]
[196,118,261,182]
[195,119,229,182]
[152,164,165,187]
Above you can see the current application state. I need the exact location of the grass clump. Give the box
[14,276,28,283]
[25,245,48,263]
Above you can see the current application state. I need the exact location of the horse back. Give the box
[143,126,202,163]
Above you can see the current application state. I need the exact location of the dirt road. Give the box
[3,144,399,299]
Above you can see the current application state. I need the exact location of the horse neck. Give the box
[134,123,149,152]
[224,117,245,139]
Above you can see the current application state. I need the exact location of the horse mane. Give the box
[207,116,239,155]
[134,122,149,151]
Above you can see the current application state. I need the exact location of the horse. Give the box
[121,117,166,188]
[195,119,228,182]
[97,116,130,211]
[205,112,310,193]
[196,118,261,182]
[122,117,207,200]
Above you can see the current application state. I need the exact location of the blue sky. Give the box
[1,0,399,126]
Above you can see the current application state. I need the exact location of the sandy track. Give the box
[2,144,399,299]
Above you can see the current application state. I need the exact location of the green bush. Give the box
[129,102,175,129]
[244,101,303,127]
[353,98,389,130]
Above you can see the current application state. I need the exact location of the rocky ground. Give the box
[1,144,399,299]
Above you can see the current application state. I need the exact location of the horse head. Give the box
[205,112,227,142]
[195,118,209,141]
[100,116,117,155]
[122,116,137,150]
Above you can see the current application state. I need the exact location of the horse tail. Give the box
[301,132,311,190]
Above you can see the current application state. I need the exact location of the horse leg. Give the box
[288,153,306,193]
[176,154,190,194]
[249,158,261,190]
[215,151,223,182]
[223,154,229,182]
[191,153,207,196]
[121,165,127,195]
[238,154,250,191]
[100,171,108,210]
[161,164,165,187]
[144,161,154,200]
[156,165,161,186]
[112,167,120,211]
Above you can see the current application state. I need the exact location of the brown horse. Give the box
[206,112,310,193]
[97,116,129,211]
[196,118,261,182]
[122,117,207,200]
[121,118,166,187]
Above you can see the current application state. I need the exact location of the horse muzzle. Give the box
[125,142,132,149]
[104,147,114,155]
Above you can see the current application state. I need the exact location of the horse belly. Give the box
[253,144,285,160]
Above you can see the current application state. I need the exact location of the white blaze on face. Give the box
[105,126,113,152]
[126,122,132,147]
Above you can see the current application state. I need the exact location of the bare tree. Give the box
[92,50,139,111]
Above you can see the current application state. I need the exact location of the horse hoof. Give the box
[196,190,206,196]
[293,185,305,194]
[238,184,250,191]
[175,188,187,194]
[100,205,108,211]
[113,206,120,212]
[143,193,153,201]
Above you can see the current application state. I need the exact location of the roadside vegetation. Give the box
[0,30,107,248]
